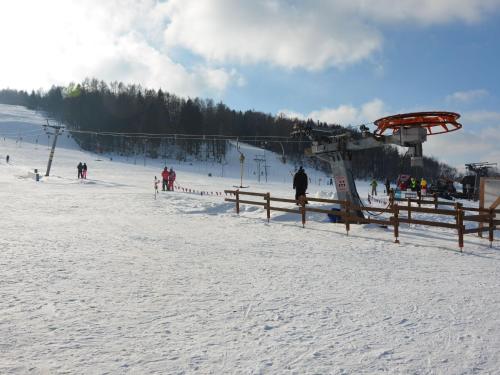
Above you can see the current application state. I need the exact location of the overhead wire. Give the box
[48,127,313,144]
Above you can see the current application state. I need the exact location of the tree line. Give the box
[0,79,458,181]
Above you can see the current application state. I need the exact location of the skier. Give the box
[6,155,9,163]
[370,178,378,196]
[420,178,427,196]
[82,163,88,179]
[416,178,422,199]
[154,176,159,198]
[410,177,417,191]
[168,168,176,191]
[77,162,83,179]
[293,166,308,203]
[161,167,169,191]
[385,178,390,195]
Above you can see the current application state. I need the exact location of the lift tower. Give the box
[293,112,462,218]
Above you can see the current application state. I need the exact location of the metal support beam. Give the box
[45,124,64,177]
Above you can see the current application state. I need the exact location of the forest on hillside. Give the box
[0,79,458,180]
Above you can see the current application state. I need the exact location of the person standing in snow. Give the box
[82,163,88,179]
[161,167,169,191]
[293,166,308,202]
[420,177,427,196]
[385,178,390,195]
[168,168,176,191]
[370,178,378,196]
[77,162,83,179]
[154,176,159,198]
[410,177,417,191]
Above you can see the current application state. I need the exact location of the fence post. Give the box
[266,192,271,223]
[389,189,394,209]
[434,193,438,209]
[344,200,350,236]
[489,208,495,247]
[407,198,412,227]
[235,190,240,214]
[300,196,306,228]
[455,203,464,251]
[393,203,400,244]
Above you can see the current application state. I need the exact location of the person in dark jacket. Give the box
[293,166,308,202]
[385,178,390,194]
[82,163,88,179]
[77,162,83,179]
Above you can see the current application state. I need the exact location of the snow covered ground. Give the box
[1,104,499,374]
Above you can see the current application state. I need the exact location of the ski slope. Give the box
[1,104,500,374]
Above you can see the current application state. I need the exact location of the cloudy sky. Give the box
[1,0,499,169]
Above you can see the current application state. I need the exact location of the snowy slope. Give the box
[1,104,500,374]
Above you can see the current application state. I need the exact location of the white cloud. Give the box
[163,0,500,70]
[446,89,489,103]
[1,1,500,96]
[163,0,382,71]
[424,126,500,168]
[0,0,241,96]
[279,99,386,125]
[422,109,500,167]
[277,110,307,122]
[461,110,500,124]
[343,0,500,24]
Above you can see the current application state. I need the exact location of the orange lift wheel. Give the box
[374,111,462,136]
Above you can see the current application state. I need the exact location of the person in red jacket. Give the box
[161,167,169,191]
[167,168,176,191]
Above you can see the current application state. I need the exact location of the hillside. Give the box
[1,104,500,374]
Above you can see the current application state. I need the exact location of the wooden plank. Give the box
[225,198,267,206]
[306,197,345,204]
[394,197,434,205]
[398,218,457,229]
[479,177,486,237]
[350,205,391,213]
[393,197,455,206]
[305,207,347,216]
[463,227,490,234]
[237,191,268,197]
[269,206,301,214]
[365,217,393,226]
[461,207,492,213]
[491,196,500,210]
[463,214,491,223]
[270,197,299,204]
[397,206,456,216]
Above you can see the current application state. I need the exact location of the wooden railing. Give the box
[224,190,499,251]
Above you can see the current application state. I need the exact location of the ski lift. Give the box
[233,149,249,188]
[278,142,286,164]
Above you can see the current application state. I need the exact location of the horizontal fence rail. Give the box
[224,190,499,251]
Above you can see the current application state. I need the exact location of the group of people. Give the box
[77,162,88,179]
[397,176,427,194]
[161,166,176,191]
[370,176,428,197]
[370,178,392,196]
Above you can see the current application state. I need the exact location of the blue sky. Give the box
[0,0,499,168]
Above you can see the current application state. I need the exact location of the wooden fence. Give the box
[224,190,500,251]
